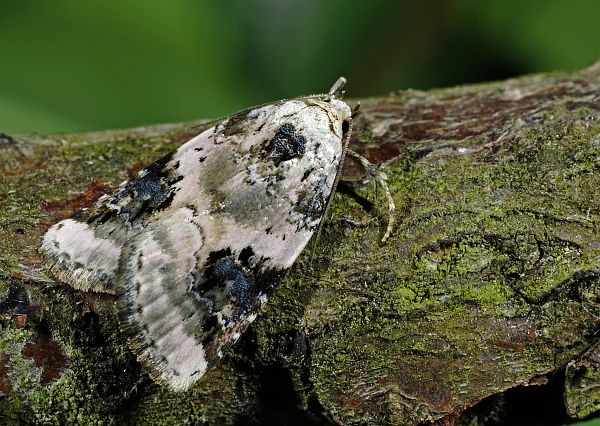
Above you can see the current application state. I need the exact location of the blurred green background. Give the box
[1,0,599,134]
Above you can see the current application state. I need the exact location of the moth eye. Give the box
[268,123,306,164]
[342,120,350,136]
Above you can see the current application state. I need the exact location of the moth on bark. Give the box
[42,78,352,391]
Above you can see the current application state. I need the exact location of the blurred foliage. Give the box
[0,0,599,133]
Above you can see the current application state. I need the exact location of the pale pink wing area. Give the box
[42,218,122,293]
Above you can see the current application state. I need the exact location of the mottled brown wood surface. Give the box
[1,62,599,425]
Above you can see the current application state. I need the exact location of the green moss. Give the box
[29,375,113,426]
[565,344,600,419]
[302,80,600,423]
[0,326,38,422]
[18,310,141,425]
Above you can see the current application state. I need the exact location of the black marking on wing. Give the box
[267,123,306,165]
[197,262,285,362]
[293,175,328,231]
[84,152,183,226]
[213,259,255,314]
[194,253,256,322]
[207,248,233,264]
[238,246,255,267]
[301,168,313,182]
[189,246,284,358]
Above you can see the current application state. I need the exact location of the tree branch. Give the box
[1,62,600,424]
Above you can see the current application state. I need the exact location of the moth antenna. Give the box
[328,77,347,98]
[346,149,396,243]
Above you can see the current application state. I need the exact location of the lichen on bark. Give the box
[0,62,599,425]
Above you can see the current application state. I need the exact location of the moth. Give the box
[42,78,353,391]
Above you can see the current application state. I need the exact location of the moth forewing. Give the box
[41,79,352,391]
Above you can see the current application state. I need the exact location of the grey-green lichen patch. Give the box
[129,362,261,425]
[0,326,40,422]
[0,284,141,424]
[565,340,600,419]
[21,317,139,424]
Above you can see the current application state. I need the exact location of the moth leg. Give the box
[346,149,396,243]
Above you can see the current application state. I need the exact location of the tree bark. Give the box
[1,62,599,425]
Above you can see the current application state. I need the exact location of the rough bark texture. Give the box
[1,62,600,425]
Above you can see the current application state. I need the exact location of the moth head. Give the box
[330,98,353,139]
[327,76,353,138]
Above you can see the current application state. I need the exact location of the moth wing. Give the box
[42,218,125,293]
[116,206,207,390]
[116,206,275,391]
[41,125,215,294]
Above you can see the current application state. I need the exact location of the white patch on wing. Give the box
[42,219,121,292]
